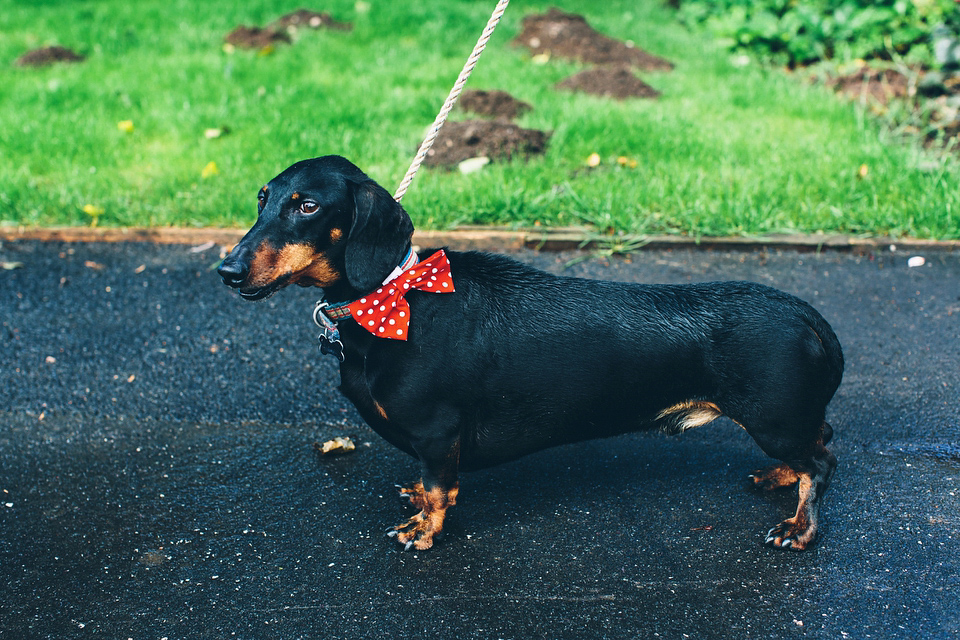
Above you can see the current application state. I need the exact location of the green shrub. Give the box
[677,0,959,66]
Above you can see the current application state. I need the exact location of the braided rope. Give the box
[393,0,510,202]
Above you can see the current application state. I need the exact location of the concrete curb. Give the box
[1,225,958,253]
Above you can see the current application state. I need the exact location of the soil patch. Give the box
[825,68,911,105]
[15,46,85,68]
[224,26,291,49]
[458,89,532,120]
[937,119,960,145]
[270,9,352,32]
[512,8,673,72]
[226,10,350,49]
[556,65,660,100]
[820,64,960,151]
[424,120,550,168]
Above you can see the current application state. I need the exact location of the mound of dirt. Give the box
[424,120,550,168]
[458,89,532,120]
[15,46,85,68]
[826,68,910,105]
[935,119,960,147]
[556,65,660,100]
[270,9,352,32]
[226,10,350,50]
[820,63,960,152]
[224,25,291,49]
[512,8,673,72]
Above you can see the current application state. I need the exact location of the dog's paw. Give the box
[395,482,427,510]
[386,513,439,551]
[749,463,800,491]
[764,519,815,551]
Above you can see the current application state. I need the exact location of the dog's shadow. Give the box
[448,420,785,542]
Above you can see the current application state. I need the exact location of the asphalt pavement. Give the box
[1,239,958,639]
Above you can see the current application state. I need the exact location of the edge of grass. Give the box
[1,0,957,238]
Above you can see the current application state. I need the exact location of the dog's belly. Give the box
[341,364,677,470]
[455,385,687,471]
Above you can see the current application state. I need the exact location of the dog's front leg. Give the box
[387,436,460,551]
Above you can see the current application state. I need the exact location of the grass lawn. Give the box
[1,0,957,238]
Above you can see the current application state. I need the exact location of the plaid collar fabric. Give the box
[319,249,455,343]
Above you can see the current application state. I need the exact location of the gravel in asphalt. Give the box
[1,240,958,638]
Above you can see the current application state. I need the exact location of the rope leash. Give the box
[392,0,510,202]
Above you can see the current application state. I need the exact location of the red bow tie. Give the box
[347,250,455,340]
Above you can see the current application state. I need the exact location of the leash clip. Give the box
[313,300,345,363]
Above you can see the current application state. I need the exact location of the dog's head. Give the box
[218,156,414,301]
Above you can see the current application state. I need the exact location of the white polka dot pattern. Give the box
[347,250,455,341]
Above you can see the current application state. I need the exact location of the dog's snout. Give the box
[217,254,249,288]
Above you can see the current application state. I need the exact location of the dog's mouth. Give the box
[236,274,291,301]
[237,287,276,301]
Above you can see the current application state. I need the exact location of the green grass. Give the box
[1,0,957,238]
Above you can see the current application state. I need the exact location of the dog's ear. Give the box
[344,180,414,292]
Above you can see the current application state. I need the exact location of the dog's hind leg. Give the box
[750,418,834,490]
[764,441,836,550]
[749,463,801,490]
[750,420,837,551]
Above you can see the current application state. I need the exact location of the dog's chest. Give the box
[336,357,419,453]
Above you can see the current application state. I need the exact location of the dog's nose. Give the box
[217,257,248,288]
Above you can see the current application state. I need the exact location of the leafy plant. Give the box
[677,0,960,66]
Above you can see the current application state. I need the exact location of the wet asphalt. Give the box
[1,239,958,639]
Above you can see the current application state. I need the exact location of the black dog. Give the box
[218,155,843,551]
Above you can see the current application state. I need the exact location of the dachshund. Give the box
[218,155,843,552]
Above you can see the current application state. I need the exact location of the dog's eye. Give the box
[257,193,266,212]
[299,201,319,214]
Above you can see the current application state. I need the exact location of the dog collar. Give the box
[314,248,455,360]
